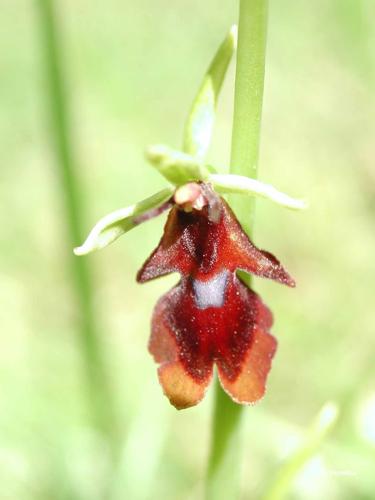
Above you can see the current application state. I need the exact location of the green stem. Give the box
[229,0,268,236]
[206,381,244,500]
[36,0,118,447]
[206,1,268,498]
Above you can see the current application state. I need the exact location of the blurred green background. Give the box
[1,0,375,499]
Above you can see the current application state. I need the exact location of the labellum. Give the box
[137,182,295,409]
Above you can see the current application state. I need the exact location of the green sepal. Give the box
[146,144,216,185]
[209,173,307,210]
[74,188,173,256]
[183,25,237,159]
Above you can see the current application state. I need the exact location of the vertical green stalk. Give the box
[36,0,118,446]
[206,1,268,498]
[229,0,268,236]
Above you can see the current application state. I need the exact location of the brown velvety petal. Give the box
[149,286,213,409]
[138,191,294,287]
[137,207,184,282]
[149,271,277,408]
[213,281,276,404]
[217,326,277,404]
[137,206,215,282]
[220,200,295,287]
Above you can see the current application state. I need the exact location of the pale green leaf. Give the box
[183,25,237,159]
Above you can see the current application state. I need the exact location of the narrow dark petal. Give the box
[200,183,223,223]
[133,199,173,225]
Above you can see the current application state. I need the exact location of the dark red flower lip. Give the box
[148,274,278,409]
[137,182,294,409]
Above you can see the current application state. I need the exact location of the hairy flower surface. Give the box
[137,183,294,409]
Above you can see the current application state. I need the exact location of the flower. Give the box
[137,182,295,409]
[73,25,304,410]
[74,176,299,410]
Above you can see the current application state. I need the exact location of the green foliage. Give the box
[264,403,339,500]
[1,0,374,499]
[210,173,306,210]
[73,19,305,259]
[146,144,214,184]
[183,25,237,158]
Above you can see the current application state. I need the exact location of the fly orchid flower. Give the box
[137,182,294,409]
[74,26,305,409]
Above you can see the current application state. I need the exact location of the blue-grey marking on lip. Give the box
[192,271,229,309]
